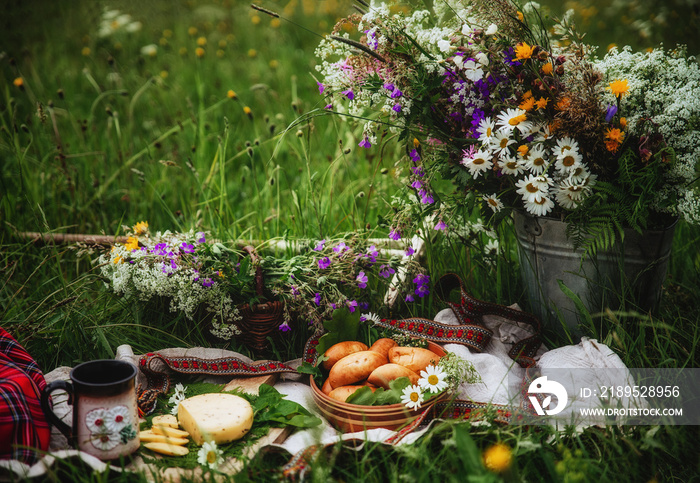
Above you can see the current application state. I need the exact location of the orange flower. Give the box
[519,97,535,111]
[522,90,533,99]
[13,77,23,88]
[555,96,571,111]
[516,11,524,22]
[607,79,629,97]
[541,62,553,75]
[535,97,549,110]
[620,117,627,128]
[605,127,625,144]
[605,140,621,152]
[195,47,205,58]
[513,42,535,61]
[132,221,149,235]
[227,89,238,99]
[517,145,529,157]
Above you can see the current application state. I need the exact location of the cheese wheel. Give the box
[152,414,179,429]
[177,393,253,445]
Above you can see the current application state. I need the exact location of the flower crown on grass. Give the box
[97,221,430,341]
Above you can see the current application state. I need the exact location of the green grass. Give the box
[1,0,699,481]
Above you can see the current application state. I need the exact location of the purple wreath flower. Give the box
[333,242,348,254]
[415,284,430,298]
[313,239,326,251]
[366,245,378,263]
[409,149,421,162]
[392,104,402,113]
[180,242,195,254]
[359,137,372,148]
[389,228,401,241]
[347,300,358,312]
[196,232,206,243]
[342,88,354,100]
[405,294,415,302]
[317,82,325,94]
[405,247,415,256]
[325,104,333,110]
[202,277,214,288]
[356,271,368,289]
[278,321,292,332]
[318,257,331,269]
[605,105,618,123]
[314,293,322,306]
[434,219,447,231]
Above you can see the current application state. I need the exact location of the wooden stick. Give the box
[18,232,129,246]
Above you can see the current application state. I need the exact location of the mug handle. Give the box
[41,380,73,440]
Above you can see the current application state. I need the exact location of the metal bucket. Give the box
[513,211,676,337]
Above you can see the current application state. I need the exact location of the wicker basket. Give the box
[236,246,285,352]
[310,342,447,433]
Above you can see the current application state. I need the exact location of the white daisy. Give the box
[491,131,515,157]
[361,312,381,324]
[568,165,591,184]
[461,149,493,179]
[198,441,224,469]
[533,124,553,143]
[555,147,583,173]
[418,365,449,394]
[499,155,525,176]
[556,180,587,209]
[554,136,579,157]
[484,239,500,256]
[482,194,504,213]
[524,145,549,174]
[524,193,555,216]
[401,384,424,410]
[476,117,496,146]
[515,174,551,202]
[495,108,532,135]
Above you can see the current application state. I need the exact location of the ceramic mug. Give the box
[41,359,140,460]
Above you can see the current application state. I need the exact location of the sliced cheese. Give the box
[139,430,189,446]
[152,414,179,429]
[177,393,253,445]
[151,425,190,439]
[144,442,189,456]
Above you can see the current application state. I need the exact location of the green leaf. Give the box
[345,386,380,405]
[315,308,361,356]
[297,361,324,386]
[557,279,592,327]
[252,384,322,428]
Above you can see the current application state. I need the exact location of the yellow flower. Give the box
[513,42,535,61]
[227,90,238,100]
[413,138,420,148]
[269,59,279,69]
[81,47,91,56]
[251,15,261,25]
[270,18,281,28]
[113,255,123,264]
[124,236,139,251]
[483,443,512,473]
[163,29,173,38]
[607,79,629,97]
[243,106,253,119]
[247,48,257,58]
[188,26,198,36]
[196,36,207,46]
[555,96,571,111]
[132,221,149,235]
[13,77,23,88]
[620,117,627,128]
[541,62,553,75]
[517,11,524,22]
[195,47,205,58]
[517,145,529,157]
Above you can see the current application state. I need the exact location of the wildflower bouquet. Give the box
[97,222,428,344]
[314,0,700,247]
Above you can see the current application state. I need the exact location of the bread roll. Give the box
[388,346,442,373]
[322,341,369,371]
[369,338,398,359]
[328,350,387,388]
[366,363,419,389]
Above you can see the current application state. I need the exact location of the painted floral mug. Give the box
[41,359,140,460]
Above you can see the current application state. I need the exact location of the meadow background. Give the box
[1,0,699,481]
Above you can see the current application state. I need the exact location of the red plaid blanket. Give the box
[0,327,51,464]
